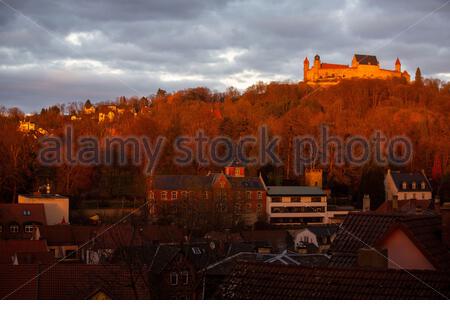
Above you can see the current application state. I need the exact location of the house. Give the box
[0,204,47,239]
[18,193,69,225]
[215,261,449,299]
[148,163,266,227]
[329,211,450,271]
[291,224,338,253]
[385,169,432,201]
[204,250,329,299]
[266,186,338,224]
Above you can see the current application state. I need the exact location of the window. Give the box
[421,182,426,190]
[257,203,263,212]
[65,250,77,259]
[169,272,178,286]
[23,210,31,216]
[171,191,177,200]
[412,182,416,190]
[148,191,155,199]
[246,191,252,200]
[192,247,202,255]
[271,197,282,203]
[181,271,189,285]
[24,225,34,233]
[257,191,263,200]
[161,191,168,200]
[204,191,209,200]
[9,224,19,233]
[291,196,301,202]
[402,182,407,190]
[311,197,322,202]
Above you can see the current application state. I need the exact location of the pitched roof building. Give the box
[215,262,450,299]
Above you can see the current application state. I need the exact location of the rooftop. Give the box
[215,262,450,299]
[266,186,325,196]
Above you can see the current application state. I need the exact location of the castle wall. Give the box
[304,59,408,86]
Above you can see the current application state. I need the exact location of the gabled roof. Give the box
[0,204,46,226]
[354,54,379,65]
[227,177,264,190]
[376,199,432,213]
[215,262,450,299]
[151,175,214,190]
[0,264,150,299]
[329,212,450,270]
[304,225,339,237]
[266,186,325,196]
[389,171,432,192]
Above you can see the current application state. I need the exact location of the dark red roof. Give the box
[0,264,150,299]
[0,204,46,227]
[329,212,450,270]
[216,262,450,299]
[0,240,50,265]
[376,199,432,213]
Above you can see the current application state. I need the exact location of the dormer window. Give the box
[421,182,426,190]
[23,210,31,216]
[161,191,168,200]
[402,182,407,190]
[24,224,34,233]
[412,182,416,190]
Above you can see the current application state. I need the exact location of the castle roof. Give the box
[354,54,379,65]
[395,57,401,65]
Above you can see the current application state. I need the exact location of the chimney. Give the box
[434,196,441,214]
[392,195,398,211]
[357,248,388,269]
[363,194,370,212]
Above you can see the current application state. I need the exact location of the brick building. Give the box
[147,164,266,227]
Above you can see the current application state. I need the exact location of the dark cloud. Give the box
[0,0,449,112]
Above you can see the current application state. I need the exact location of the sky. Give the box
[1,0,450,112]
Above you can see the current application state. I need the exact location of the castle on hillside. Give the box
[303,54,410,86]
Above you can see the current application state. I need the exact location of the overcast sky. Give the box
[1,0,450,112]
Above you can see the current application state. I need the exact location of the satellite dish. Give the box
[209,242,216,250]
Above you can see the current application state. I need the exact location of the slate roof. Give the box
[389,171,432,192]
[151,175,214,190]
[215,262,450,299]
[329,212,450,270]
[151,174,264,191]
[227,177,264,190]
[304,225,339,238]
[354,54,379,66]
[266,186,325,196]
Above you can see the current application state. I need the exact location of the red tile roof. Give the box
[329,212,450,270]
[0,204,46,223]
[0,264,150,299]
[216,262,450,299]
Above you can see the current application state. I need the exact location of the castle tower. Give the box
[314,54,321,79]
[305,168,323,188]
[395,57,401,72]
[303,57,309,82]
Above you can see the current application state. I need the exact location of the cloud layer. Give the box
[1,0,449,112]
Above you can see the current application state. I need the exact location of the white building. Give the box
[18,194,69,225]
[266,186,332,224]
[384,170,432,201]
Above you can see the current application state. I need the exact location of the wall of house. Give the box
[380,229,435,270]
